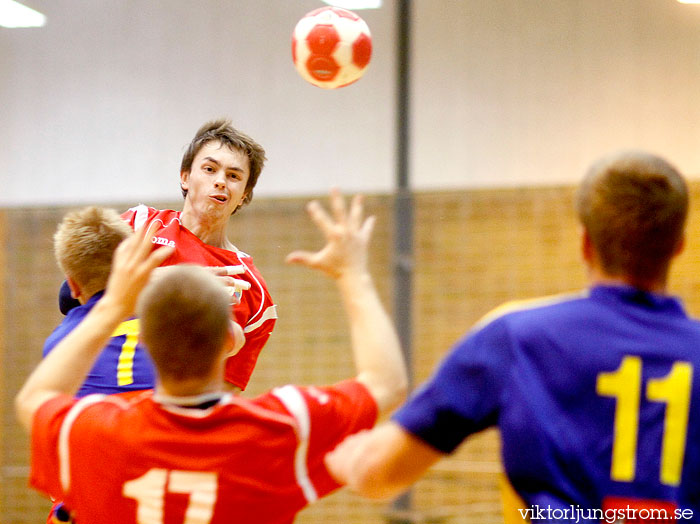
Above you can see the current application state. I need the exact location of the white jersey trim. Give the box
[130,204,151,231]
[244,305,278,334]
[272,385,318,504]
[127,205,181,231]
[127,206,274,331]
[237,256,272,324]
[58,394,107,491]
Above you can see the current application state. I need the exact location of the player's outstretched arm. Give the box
[325,421,444,499]
[15,224,173,431]
[286,189,407,415]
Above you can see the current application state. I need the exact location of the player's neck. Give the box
[180,207,232,250]
[589,270,668,295]
[583,237,669,295]
[68,278,102,305]
[154,389,227,409]
[156,376,224,399]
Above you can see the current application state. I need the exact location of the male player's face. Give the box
[181,140,250,220]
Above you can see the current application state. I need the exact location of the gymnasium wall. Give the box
[2,0,700,521]
[1,0,699,207]
[3,184,700,523]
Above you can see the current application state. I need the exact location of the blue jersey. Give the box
[394,285,700,521]
[43,291,155,397]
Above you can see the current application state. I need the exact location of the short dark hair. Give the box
[576,150,688,286]
[137,265,231,382]
[180,118,267,209]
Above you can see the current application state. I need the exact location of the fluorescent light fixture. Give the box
[0,0,46,28]
[322,0,382,9]
[678,0,700,3]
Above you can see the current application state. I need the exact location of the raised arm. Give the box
[285,190,407,415]
[15,224,173,431]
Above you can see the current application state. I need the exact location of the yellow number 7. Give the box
[111,319,140,386]
[597,355,693,486]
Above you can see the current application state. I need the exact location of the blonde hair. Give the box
[54,207,133,297]
[137,265,231,381]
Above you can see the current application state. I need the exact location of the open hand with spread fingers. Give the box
[101,222,175,318]
[285,189,375,280]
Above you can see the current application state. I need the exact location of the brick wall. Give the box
[3,186,700,523]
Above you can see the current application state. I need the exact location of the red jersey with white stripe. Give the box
[31,380,376,524]
[121,205,277,390]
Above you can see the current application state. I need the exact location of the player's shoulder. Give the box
[56,392,161,450]
[253,381,369,417]
[212,390,299,430]
[43,302,94,355]
[229,244,251,259]
[252,384,319,417]
[122,205,180,229]
[78,391,143,413]
[56,301,92,328]
[56,393,125,432]
[473,290,589,332]
[274,381,375,423]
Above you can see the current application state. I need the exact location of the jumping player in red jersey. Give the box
[122,118,276,391]
[17,191,407,524]
[59,118,277,392]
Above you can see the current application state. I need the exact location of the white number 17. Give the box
[123,468,218,524]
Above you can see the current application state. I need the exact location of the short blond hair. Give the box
[137,265,231,382]
[54,207,132,296]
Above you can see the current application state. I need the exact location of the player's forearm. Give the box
[326,422,441,499]
[337,271,407,415]
[328,432,407,499]
[15,298,125,430]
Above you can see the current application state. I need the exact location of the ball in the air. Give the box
[292,6,372,89]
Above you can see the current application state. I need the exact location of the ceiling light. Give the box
[322,0,382,9]
[678,0,700,3]
[0,0,46,28]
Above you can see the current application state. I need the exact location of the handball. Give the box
[292,6,372,89]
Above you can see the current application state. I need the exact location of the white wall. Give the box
[0,0,396,206]
[412,0,700,190]
[1,0,699,207]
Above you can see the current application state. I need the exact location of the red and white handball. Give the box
[291,6,372,89]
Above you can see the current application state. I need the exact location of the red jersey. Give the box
[31,380,377,524]
[121,206,277,390]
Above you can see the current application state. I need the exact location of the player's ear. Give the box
[224,321,245,358]
[673,233,686,258]
[240,189,251,207]
[180,170,190,193]
[580,226,594,264]
[66,277,82,302]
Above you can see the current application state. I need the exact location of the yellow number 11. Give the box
[596,355,693,486]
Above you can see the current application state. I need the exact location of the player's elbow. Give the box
[326,429,410,501]
[385,358,410,409]
[348,467,410,500]
[360,371,408,415]
[385,373,409,411]
[342,439,413,500]
[14,387,57,433]
[14,388,33,432]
